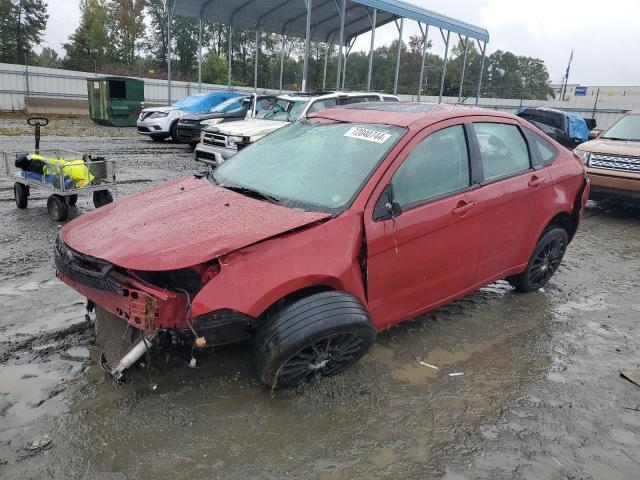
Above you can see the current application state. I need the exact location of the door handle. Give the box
[528,175,545,188]
[452,201,477,216]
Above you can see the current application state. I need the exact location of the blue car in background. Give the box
[137,91,242,142]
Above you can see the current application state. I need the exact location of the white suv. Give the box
[194,91,399,166]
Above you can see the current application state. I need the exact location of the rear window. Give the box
[524,129,558,167]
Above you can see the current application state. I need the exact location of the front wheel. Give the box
[47,194,69,222]
[253,291,376,390]
[14,182,28,209]
[508,227,568,292]
[93,189,113,208]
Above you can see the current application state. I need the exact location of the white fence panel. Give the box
[1,62,638,130]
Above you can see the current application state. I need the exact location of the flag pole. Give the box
[560,50,573,101]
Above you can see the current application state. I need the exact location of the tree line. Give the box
[0,0,555,100]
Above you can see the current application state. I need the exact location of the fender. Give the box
[191,212,367,318]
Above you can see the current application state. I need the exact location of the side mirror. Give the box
[373,184,402,221]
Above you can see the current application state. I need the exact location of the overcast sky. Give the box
[42,0,639,86]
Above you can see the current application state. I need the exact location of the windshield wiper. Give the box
[221,184,281,205]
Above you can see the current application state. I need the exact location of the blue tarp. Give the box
[567,114,589,142]
[173,91,242,113]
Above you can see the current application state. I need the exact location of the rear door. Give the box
[468,119,555,281]
[364,120,484,329]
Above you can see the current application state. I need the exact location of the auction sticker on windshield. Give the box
[344,127,391,144]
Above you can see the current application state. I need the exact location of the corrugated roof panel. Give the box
[170,0,489,44]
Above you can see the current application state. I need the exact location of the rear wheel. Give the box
[507,227,568,292]
[253,291,376,390]
[170,121,179,142]
[93,189,113,208]
[47,194,69,222]
[14,182,28,209]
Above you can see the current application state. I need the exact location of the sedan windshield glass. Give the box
[601,114,640,141]
[210,96,248,113]
[256,99,306,122]
[211,121,406,213]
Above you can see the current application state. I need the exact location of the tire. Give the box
[170,121,179,142]
[93,189,113,209]
[14,182,28,209]
[507,227,568,292]
[150,134,167,142]
[253,291,376,390]
[66,194,78,206]
[47,194,69,222]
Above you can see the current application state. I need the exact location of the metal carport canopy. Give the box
[166,0,489,103]
[172,0,489,45]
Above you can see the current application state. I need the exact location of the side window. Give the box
[474,123,531,181]
[525,130,558,167]
[255,98,271,111]
[391,125,470,209]
[307,98,337,115]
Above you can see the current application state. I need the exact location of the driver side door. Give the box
[364,121,484,329]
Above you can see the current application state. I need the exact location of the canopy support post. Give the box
[254,29,261,90]
[457,36,468,103]
[475,40,486,105]
[323,42,330,91]
[342,37,355,90]
[335,0,345,90]
[227,25,232,87]
[366,7,377,91]
[165,0,175,104]
[393,17,404,95]
[417,23,429,101]
[438,28,450,103]
[301,0,312,92]
[279,34,286,92]
[197,18,202,92]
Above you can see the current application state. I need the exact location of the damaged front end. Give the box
[54,235,252,381]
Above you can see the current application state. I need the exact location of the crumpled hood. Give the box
[579,138,640,156]
[60,176,330,271]
[209,119,289,137]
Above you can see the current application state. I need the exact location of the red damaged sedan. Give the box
[55,103,589,388]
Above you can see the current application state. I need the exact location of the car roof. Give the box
[276,91,389,102]
[310,102,515,128]
[520,107,567,116]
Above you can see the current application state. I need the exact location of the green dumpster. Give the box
[87,76,144,127]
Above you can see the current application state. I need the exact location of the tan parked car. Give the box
[575,112,640,204]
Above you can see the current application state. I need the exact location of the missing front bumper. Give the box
[95,306,155,381]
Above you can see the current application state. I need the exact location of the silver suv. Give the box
[194,91,399,166]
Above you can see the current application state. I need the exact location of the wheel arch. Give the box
[252,274,367,320]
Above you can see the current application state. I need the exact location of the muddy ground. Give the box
[0,118,639,479]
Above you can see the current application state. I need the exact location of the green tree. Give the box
[63,0,113,69]
[34,46,61,67]
[201,50,227,84]
[0,0,49,63]
[142,0,167,69]
[108,0,145,66]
